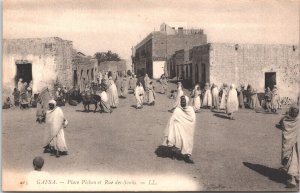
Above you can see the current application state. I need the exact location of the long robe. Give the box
[99,91,111,113]
[160,77,168,93]
[44,107,68,152]
[250,92,261,109]
[135,86,144,108]
[220,88,228,110]
[148,85,156,104]
[211,87,219,108]
[121,77,129,97]
[271,90,280,110]
[17,80,23,91]
[281,115,299,177]
[36,87,51,120]
[226,88,239,114]
[237,88,245,108]
[173,87,184,109]
[144,75,150,90]
[191,89,201,111]
[108,80,119,108]
[129,77,137,90]
[115,78,122,97]
[202,87,212,107]
[163,105,196,155]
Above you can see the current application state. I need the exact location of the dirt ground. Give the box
[2,83,298,191]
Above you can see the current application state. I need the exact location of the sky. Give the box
[3,0,299,60]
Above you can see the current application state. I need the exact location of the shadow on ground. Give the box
[213,113,229,120]
[243,162,288,184]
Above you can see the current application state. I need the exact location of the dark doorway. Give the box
[265,72,276,90]
[73,70,78,87]
[200,63,206,84]
[15,63,32,87]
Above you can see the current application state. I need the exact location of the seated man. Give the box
[20,92,29,109]
[2,97,12,109]
[55,88,65,106]
[162,95,196,163]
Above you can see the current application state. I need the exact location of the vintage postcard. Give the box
[2,0,300,191]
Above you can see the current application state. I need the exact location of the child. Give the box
[23,157,49,190]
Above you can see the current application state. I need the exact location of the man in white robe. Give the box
[226,84,239,120]
[108,77,119,108]
[134,82,145,109]
[163,95,196,163]
[169,82,184,113]
[202,82,212,108]
[43,100,68,157]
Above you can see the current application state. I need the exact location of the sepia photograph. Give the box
[1,0,300,191]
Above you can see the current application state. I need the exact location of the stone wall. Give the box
[134,29,207,78]
[192,43,300,100]
[191,44,210,85]
[72,52,98,90]
[2,37,73,99]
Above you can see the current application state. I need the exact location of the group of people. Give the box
[6,74,298,189]
[134,74,157,109]
[170,82,239,119]
[3,78,36,109]
[161,80,299,189]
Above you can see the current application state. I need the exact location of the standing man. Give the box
[159,74,168,94]
[280,105,299,188]
[211,83,219,110]
[17,78,23,91]
[163,95,196,163]
[134,81,145,109]
[226,84,239,120]
[43,100,68,157]
[202,82,212,108]
[169,82,184,113]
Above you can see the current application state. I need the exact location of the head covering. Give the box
[230,84,235,89]
[289,104,299,118]
[33,156,44,169]
[49,99,57,106]
[223,83,228,87]
[180,95,190,107]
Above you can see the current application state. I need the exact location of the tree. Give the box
[94,50,121,63]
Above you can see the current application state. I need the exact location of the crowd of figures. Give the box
[184,82,282,117]
[3,73,299,189]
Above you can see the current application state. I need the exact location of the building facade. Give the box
[133,23,207,79]
[2,37,73,96]
[191,43,300,100]
[72,51,98,91]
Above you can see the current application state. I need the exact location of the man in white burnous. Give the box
[163,95,196,163]
[43,100,68,158]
